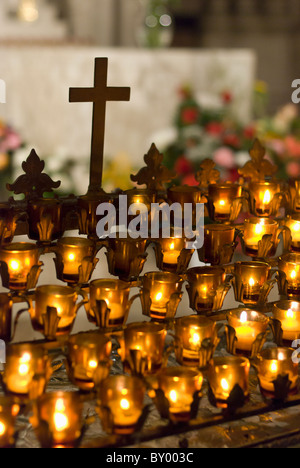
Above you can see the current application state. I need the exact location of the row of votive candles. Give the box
[0,323,298,447]
[2,213,300,290]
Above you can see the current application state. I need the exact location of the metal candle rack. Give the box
[0,57,300,448]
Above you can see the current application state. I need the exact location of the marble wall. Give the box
[0,46,256,195]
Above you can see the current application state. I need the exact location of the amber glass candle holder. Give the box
[287,178,300,214]
[2,343,51,398]
[33,391,83,448]
[248,181,281,216]
[78,192,113,239]
[286,215,300,252]
[27,198,62,244]
[0,396,20,448]
[226,308,269,357]
[0,293,13,342]
[208,182,242,222]
[66,331,112,391]
[154,367,203,423]
[207,356,250,409]
[97,375,146,435]
[167,185,203,228]
[123,321,167,375]
[0,242,41,291]
[88,279,140,328]
[243,217,279,258]
[278,253,300,298]
[29,285,86,336]
[272,300,300,346]
[232,261,274,306]
[186,266,229,313]
[254,347,299,400]
[53,237,97,285]
[153,234,194,274]
[140,271,183,321]
[102,236,148,280]
[121,188,156,225]
[200,224,237,265]
[174,315,219,368]
[0,203,21,245]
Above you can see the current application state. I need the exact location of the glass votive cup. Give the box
[208,182,242,222]
[243,217,279,257]
[167,185,202,227]
[286,214,300,251]
[278,253,300,298]
[232,261,272,305]
[255,347,299,399]
[0,396,20,448]
[140,271,183,321]
[97,375,146,435]
[273,300,300,346]
[0,293,13,342]
[30,285,85,334]
[123,321,167,375]
[157,235,189,270]
[67,331,112,390]
[156,367,203,422]
[2,343,51,397]
[88,279,138,328]
[248,181,281,216]
[104,236,148,280]
[27,198,62,244]
[202,224,236,265]
[207,356,250,408]
[287,178,300,213]
[54,237,96,284]
[34,391,83,448]
[0,242,40,290]
[78,192,113,239]
[174,315,217,367]
[226,308,269,356]
[186,266,227,312]
[0,203,20,245]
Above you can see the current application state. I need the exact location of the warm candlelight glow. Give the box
[249,277,255,287]
[155,292,163,302]
[221,378,229,391]
[53,399,69,432]
[120,398,130,410]
[255,223,263,235]
[227,309,269,354]
[169,390,178,402]
[262,189,271,205]
[273,300,300,344]
[0,421,5,436]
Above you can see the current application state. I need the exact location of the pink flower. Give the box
[0,130,22,152]
[287,161,300,178]
[285,136,300,158]
[267,138,286,155]
[213,147,235,169]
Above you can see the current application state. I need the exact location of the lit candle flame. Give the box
[255,223,263,235]
[170,242,175,250]
[0,421,6,436]
[88,360,98,369]
[190,331,201,346]
[291,270,297,280]
[263,190,271,205]
[169,390,177,403]
[219,200,226,206]
[9,260,20,272]
[155,292,163,302]
[221,378,229,391]
[19,352,31,376]
[270,360,278,373]
[240,311,248,323]
[120,398,130,410]
[287,308,294,319]
[53,398,69,432]
[68,253,75,262]
[249,277,255,287]
[293,222,300,232]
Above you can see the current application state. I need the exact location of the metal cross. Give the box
[69,58,131,194]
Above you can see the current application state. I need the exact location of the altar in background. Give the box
[0,46,256,194]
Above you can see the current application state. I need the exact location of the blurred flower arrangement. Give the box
[162,81,300,186]
[162,84,256,185]
[0,119,24,197]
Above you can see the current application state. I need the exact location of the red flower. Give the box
[181,107,199,125]
[175,156,193,175]
[223,133,241,148]
[243,126,256,140]
[221,90,232,104]
[205,122,224,136]
[182,173,199,186]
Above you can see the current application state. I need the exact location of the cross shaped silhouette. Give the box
[69,58,131,194]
